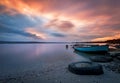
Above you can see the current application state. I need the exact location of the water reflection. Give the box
[0,44,90,76]
[65,45,68,49]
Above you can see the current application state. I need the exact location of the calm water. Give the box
[0,44,92,77]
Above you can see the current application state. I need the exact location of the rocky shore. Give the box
[103,52,120,73]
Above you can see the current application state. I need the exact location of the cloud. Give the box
[0,8,45,40]
[0,0,120,41]
[92,34,120,41]
[0,13,43,29]
[0,23,43,39]
[50,32,66,37]
[25,28,47,39]
[0,4,18,15]
[45,19,74,32]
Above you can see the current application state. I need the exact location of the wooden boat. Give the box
[74,45,109,53]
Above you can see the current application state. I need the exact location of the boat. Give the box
[74,45,109,53]
[72,43,86,48]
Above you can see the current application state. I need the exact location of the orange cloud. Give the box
[26,28,47,39]
[92,34,120,41]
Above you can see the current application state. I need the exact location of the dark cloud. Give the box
[50,33,66,37]
[0,7,44,40]
[57,21,74,31]
[0,4,43,30]
[0,23,43,39]
[0,5,6,10]
[0,4,19,15]
[46,19,74,31]
[0,13,41,29]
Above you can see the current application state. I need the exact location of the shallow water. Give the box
[1,44,120,83]
[0,44,91,76]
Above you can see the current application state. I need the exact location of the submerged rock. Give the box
[90,56,113,62]
[103,61,120,73]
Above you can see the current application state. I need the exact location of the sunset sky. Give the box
[0,0,120,42]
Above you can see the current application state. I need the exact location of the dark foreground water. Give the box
[0,44,120,83]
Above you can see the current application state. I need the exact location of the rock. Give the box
[115,53,120,56]
[116,56,120,60]
[90,56,113,62]
[104,62,120,73]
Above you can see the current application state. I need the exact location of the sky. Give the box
[0,0,120,42]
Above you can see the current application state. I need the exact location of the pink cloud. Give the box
[45,19,74,32]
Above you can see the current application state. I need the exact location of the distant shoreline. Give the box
[0,41,72,44]
[0,38,120,44]
[0,41,104,44]
[0,41,119,44]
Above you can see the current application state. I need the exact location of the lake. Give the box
[0,43,120,83]
[0,44,90,76]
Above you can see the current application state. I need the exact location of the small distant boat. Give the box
[74,45,109,53]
